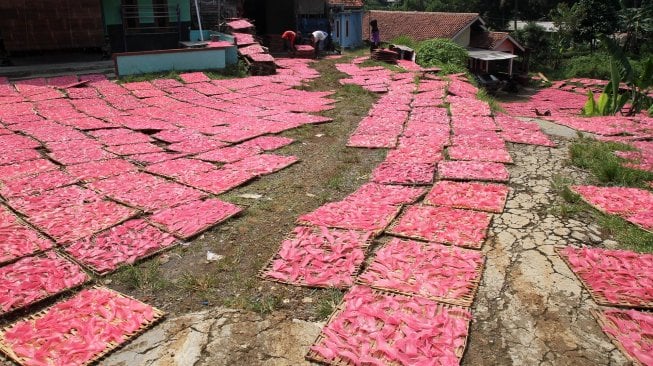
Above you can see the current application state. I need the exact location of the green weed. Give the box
[569,136,653,187]
[315,289,344,320]
[115,261,169,291]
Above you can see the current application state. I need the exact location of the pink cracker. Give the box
[0,134,41,151]
[0,159,58,182]
[262,226,372,288]
[596,309,653,365]
[425,181,509,213]
[0,207,53,264]
[308,285,471,366]
[347,134,398,149]
[0,149,42,166]
[447,146,513,163]
[358,238,484,306]
[571,185,653,216]
[48,146,114,165]
[0,170,78,198]
[180,168,256,194]
[0,287,160,366]
[28,200,137,244]
[104,142,164,156]
[167,137,227,154]
[0,252,89,314]
[344,183,426,206]
[501,129,556,147]
[223,154,298,176]
[151,129,202,143]
[94,131,152,146]
[8,185,104,217]
[129,152,188,165]
[438,161,510,182]
[102,181,206,212]
[297,200,400,233]
[194,146,259,163]
[148,199,242,239]
[388,205,492,249]
[238,136,294,151]
[371,162,435,185]
[59,116,116,130]
[385,145,443,165]
[179,72,211,84]
[66,159,138,182]
[66,219,177,274]
[559,246,653,308]
[145,158,216,180]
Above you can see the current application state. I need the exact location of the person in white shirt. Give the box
[310,30,327,59]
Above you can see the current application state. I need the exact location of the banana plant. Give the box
[582,36,653,116]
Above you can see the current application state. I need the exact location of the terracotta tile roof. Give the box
[328,0,364,8]
[470,31,508,49]
[363,10,480,43]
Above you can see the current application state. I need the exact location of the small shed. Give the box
[328,0,364,49]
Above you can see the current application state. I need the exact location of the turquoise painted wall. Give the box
[334,11,363,48]
[101,0,190,26]
[115,46,237,76]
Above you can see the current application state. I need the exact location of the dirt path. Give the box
[463,138,628,365]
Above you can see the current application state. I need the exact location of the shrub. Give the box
[563,53,611,79]
[390,35,417,49]
[415,38,468,72]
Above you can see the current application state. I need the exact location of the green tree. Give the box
[619,3,653,54]
[514,22,551,68]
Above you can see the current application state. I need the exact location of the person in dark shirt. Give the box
[370,19,380,53]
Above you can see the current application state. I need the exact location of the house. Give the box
[0,0,192,54]
[200,1,364,50]
[363,10,525,75]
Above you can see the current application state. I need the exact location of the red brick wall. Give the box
[0,0,104,52]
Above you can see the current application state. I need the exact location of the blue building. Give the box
[328,0,364,49]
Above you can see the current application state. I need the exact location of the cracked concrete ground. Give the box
[104,308,322,366]
[462,138,628,366]
[105,130,629,366]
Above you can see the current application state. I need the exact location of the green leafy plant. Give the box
[415,38,467,73]
[581,36,653,116]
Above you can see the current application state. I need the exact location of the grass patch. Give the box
[359,59,405,73]
[118,70,182,83]
[204,61,249,79]
[315,288,344,320]
[115,261,169,291]
[550,174,585,218]
[569,135,653,187]
[477,88,505,114]
[597,213,653,252]
[244,294,284,315]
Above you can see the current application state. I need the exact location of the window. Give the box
[345,20,349,37]
[336,20,340,38]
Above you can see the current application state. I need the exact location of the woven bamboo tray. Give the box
[590,308,652,366]
[62,239,179,277]
[423,194,508,214]
[356,241,485,307]
[147,208,242,241]
[0,251,92,318]
[569,188,653,235]
[296,205,402,237]
[555,247,653,309]
[386,208,491,250]
[305,288,471,366]
[258,226,373,289]
[0,286,165,366]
